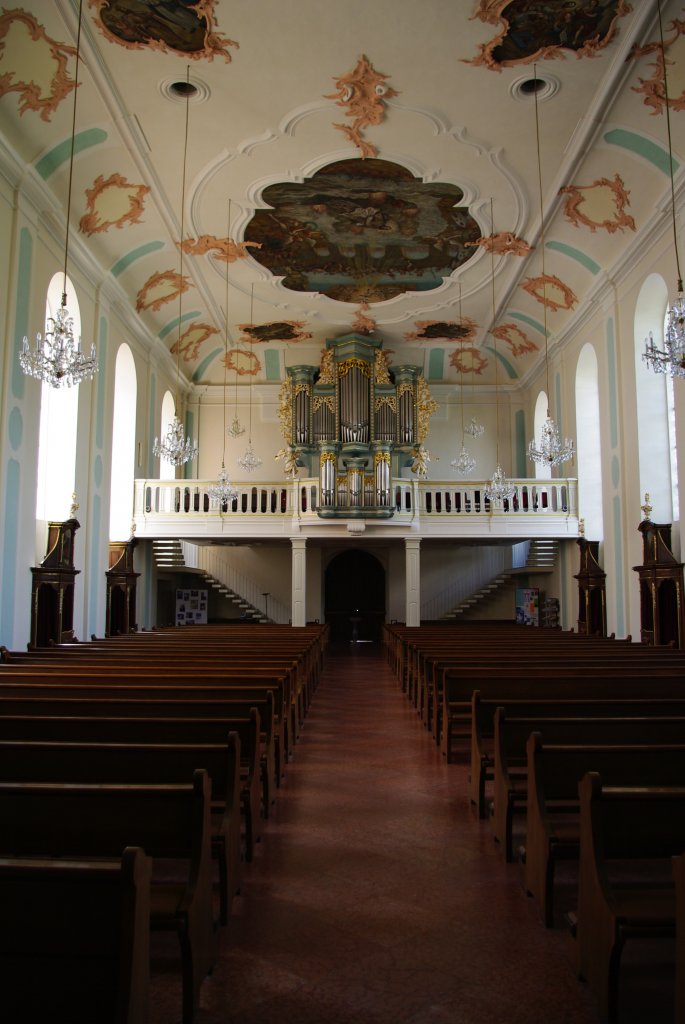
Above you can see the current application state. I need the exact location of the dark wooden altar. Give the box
[30,518,80,648]
[574,536,606,637]
[106,537,139,636]
[633,515,685,648]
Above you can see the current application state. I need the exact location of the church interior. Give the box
[2,1,685,1021]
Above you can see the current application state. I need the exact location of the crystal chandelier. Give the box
[237,443,262,473]
[483,199,516,507]
[484,463,515,505]
[153,415,198,466]
[528,415,574,468]
[209,200,239,504]
[451,442,476,476]
[21,298,97,387]
[154,67,197,467]
[227,413,246,438]
[208,463,238,504]
[527,66,574,469]
[643,1,685,378]
[464,416,485,439]
[20,0,97,389]
[238,284,262,473]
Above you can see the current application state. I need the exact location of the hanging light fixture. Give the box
[527,66,574,469]
[643,0,685,377]
[153,67,198,467]
[208,202,239,507]
[237,284,262,473]
[20,0,97,389]
[451,284,477,475]
[484,199,516,507]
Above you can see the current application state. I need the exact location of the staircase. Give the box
[442,539,559,619]
[152,540,270,622]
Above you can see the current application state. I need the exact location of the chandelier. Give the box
[209,200,239,505]
[464,416,485,439]
[452,442,476,476]
[238,284,262,473]
[154,67,197,467]
[483,199,515,506]
[153,416,198,467]
[527,66,574,469]
[20,0,97,389]
[528,415,574,468]
[643,0,685,378]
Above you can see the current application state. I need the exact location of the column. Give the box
[405,537,421,627]
[291,537,307,627]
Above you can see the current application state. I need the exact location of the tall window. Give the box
[634,274,677,523]
[109,343,137,540]
[532,390,548,480]
[575,343,604,540]
[35,274,79,524]
[158,390,176,481]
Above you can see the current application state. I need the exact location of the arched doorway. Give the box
[324,549,385,643]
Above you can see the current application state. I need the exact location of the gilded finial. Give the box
[70,492,79,518]
[641,492,652,521]
[578,517,585,538]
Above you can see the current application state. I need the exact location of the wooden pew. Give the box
[492,708,685,861]
[525,736,685,929]
[0,709,262,864]
[0,769,215,1024]
[0,689,277,816]
[0,846,150,1024]
[673,851,685,1024]
[0,735,241,926]
[577,773,685,1024]
[466,685,685,814]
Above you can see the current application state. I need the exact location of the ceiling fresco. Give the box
[244,158,482,303]
[0,0,682,391]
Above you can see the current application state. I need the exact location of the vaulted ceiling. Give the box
[1,1,682,390]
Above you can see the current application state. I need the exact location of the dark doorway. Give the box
[324,549,385,643]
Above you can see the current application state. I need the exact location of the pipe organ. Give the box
[280,333,435,519]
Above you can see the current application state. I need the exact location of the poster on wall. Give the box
[176,588,208,626]
[515,587,539,627]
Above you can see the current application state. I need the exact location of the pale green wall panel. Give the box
[1,459,20,643]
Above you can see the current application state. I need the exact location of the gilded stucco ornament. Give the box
[277,380,293,443]
[416,375,438,446]
[630,17,685,114]
[449,347,489,375]
[559,175,635,233]
[0,9,76,121]
[179,235,261,261]
[136,270,192,313]
[170,322,218,362]
[373,348,392,385]
[325,54,398,158]
[319,347,336,385]
[80,174,151,235]
[522,273,577,312]
[465,231,532,256]
[491,323,538,358]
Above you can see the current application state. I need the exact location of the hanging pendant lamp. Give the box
[237,284,262,473]
[208,201,239,507]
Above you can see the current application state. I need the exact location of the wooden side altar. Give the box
[106,537,139,636]
[632,496,685,647]
[29,518,80,648]
[574,527,606,637]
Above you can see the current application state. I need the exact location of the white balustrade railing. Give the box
[133,477,577,533]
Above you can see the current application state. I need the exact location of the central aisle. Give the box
[178,646,603,1023]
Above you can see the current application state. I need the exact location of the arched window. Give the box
[575,343,604,540]
[634,274,677,523]
[109,343,137,540]
[35,274,80,526]
[532,390,548,480]
[158,390,176,481]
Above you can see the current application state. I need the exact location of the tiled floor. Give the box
[151,644,672,1024]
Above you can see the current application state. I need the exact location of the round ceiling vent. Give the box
[510,73,559,103]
